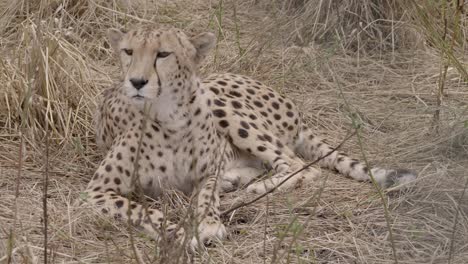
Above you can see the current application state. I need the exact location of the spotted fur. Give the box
[88,26,417,249]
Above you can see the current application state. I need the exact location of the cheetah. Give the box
[86,25,416,249]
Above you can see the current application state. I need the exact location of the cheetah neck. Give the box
[149,75,200,130]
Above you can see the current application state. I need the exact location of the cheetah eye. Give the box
[122,48,133,56]
[156,52,172,59]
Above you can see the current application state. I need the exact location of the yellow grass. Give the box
[1,0,467,263]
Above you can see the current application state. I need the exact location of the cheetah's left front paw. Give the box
[190,218,227,250]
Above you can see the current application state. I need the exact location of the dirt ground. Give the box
[1,0,467,263]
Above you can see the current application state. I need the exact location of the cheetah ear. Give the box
[190,32,216,64]
[107,28,125,51]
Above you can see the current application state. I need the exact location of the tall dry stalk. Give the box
[406,0,467,132]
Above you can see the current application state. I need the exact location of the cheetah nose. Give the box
[130,78,148,90]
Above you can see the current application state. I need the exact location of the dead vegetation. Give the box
[0,0,467,263]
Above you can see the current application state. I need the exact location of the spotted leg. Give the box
[190,173,227,249]
[83,136,185,243]
[215,112,320,194]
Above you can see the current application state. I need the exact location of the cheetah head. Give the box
[107,26,216,105]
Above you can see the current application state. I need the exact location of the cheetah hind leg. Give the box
[220,147,266,192]
[221,166,265,192]
[223,124,321,194]
[245,157,321,194]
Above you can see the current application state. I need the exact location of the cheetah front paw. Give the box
[190,218,227,250]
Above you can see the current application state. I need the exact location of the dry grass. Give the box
[1,0,467,263]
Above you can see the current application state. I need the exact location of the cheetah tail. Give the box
[294,127,416,188]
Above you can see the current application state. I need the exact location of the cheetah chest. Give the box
[139,120,224,196]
